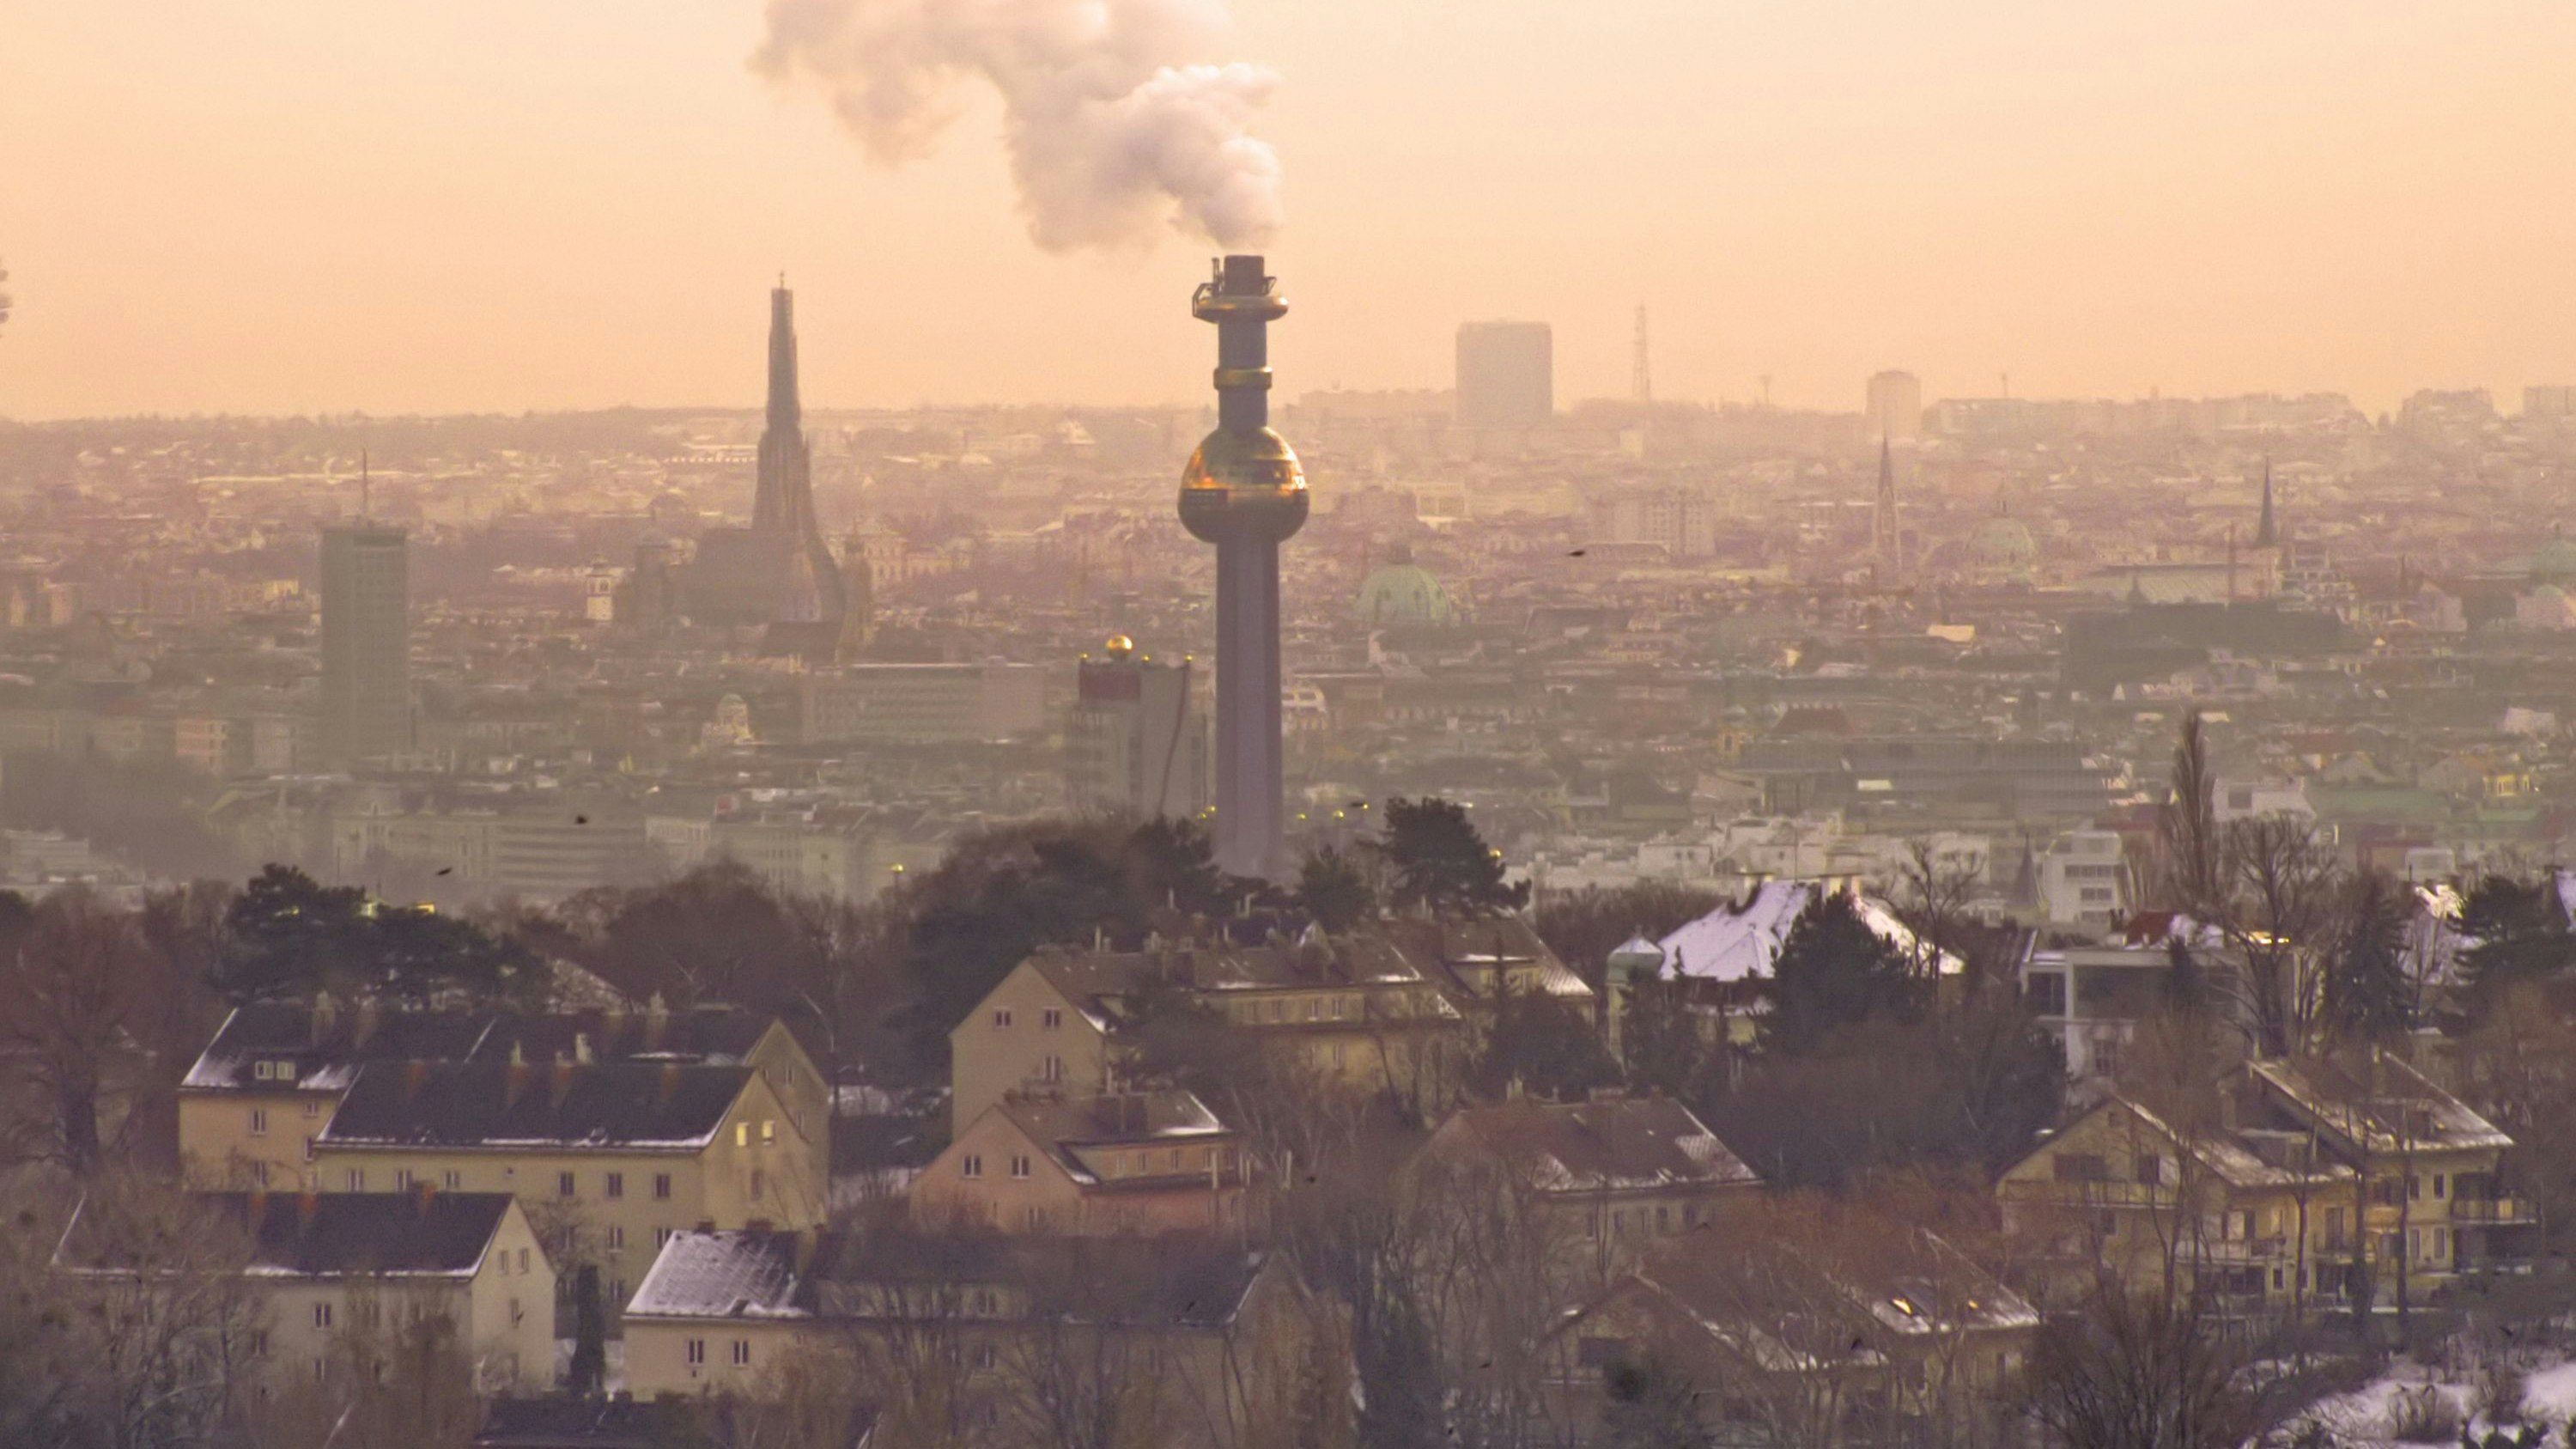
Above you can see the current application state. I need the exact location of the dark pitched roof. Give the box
[1441,1095,1759,1193]
[60,1191,515,1279]
[318,1060,751,1150]
[183,1002,781,1095]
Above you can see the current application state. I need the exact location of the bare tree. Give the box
[2222,815,2340,1058]
[0,887,161,1173]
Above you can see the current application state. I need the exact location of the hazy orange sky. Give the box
[4,1,2573,421]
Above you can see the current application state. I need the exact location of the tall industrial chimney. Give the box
[1179,255,1307,880]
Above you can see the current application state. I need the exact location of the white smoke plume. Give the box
[755,0,1284,253]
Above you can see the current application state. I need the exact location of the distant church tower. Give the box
[1873,437,1904,580]
[2252,457,2278,549]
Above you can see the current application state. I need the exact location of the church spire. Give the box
[765,282,801,435]
[2253,457,2277,549]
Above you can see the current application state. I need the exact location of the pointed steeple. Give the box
[2253,457,2277,549]
[766,281,800,435]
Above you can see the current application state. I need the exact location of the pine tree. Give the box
[1378,796,1528,916]
[568,1263,607,1397]
[2323,869,2413,1043]
[1759,889,1923,1056]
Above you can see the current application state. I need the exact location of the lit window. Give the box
[761,1120,775,1145]
[735,1123,749,1148]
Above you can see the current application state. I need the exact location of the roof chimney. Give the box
[404,1059,428,1101]
[296,1191,319,1233]
[310,990,338,1044]
[646,991,671,1049]
[354,996,380,1049]
[659,1062,679,1104]
[574,1031,593,1067]
[414,1178,437,1217]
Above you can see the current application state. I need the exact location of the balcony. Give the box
[2447,1198,2536,1225]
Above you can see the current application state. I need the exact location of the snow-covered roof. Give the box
[1654,880,1958,983]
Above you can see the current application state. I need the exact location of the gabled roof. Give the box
[59,1190,518,1280]
[1437,1095,1759,1194]
[985,1091,1236,1189]
[1654,881,1957,983]
[318,1060,753,1151]
[2247,1056,2511,1156]
[2006,1093,2350,1192]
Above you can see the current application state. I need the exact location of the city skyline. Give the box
[5,1,2576,420]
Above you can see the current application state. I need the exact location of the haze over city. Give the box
[6,0,2575,417]
[15,4,2576,1449]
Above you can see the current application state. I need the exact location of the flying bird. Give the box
[1566,549,1587,557]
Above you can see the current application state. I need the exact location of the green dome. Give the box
[1355,560,1456,628]
[2530,538,2576,585]
[1971,517,2037,567]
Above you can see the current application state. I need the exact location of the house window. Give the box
[2133,1155,2163,1187]
[344,1169,365,1191]
[302,1139,316,1164]
[2052,1154,2108,1183]
[731,1340,751,1367]
[607,1226,625,1251]
[605,1172,624,1199]
[656,1227,676,1247]
[559,1172,578,1199]
[975,1345,999,1370]
[609,1277,625,1304]
[2409,1176,2422,1202]
[1042,1008,1063,1030]
[761,1120,775,1145]
[735,1123,749,1148]
[252,1161,270,1187]
[519,1248,530,1274]
[2434,1227,2451,1260]
[1010,1154,1030,1180]
[993,1009,1013,1029]
[249,1109,269,1137]
[1577,1336,1629,1369]
[313,1303,334,1329]
[1039,1055,1064,1083]
[302,1099,321,1118]
[686,1339,706,1367]
[653,1174,673,1200]
[962,1154,984,1179]
[394,1170,414,1191]
[2433,1174,2447,1199]
[442,1170,462,1190]
[2026,972,2068,1016]
[254,1061,273,1081]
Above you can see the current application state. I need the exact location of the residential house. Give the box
[951,930,1467,1126]
[309,1056,826,1316]
[911,1091,1250,1235]
[1996,1056,2531,1316]
[177,998,827,1195]
[1419,1094,1760,1284]
[1540,1221,2038,1448]
[623,1229,1341,1448]
[56,1190,555,1396]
